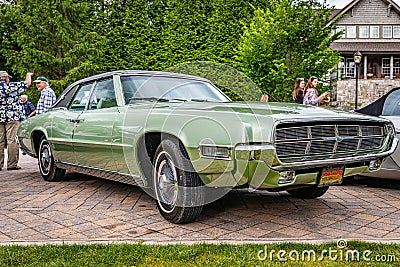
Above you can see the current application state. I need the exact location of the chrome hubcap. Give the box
[156,153,178,210]
[40,144,51,175]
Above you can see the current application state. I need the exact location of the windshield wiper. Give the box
[129,97,169,102]
[170,98,187,102]
[129,97,189,103]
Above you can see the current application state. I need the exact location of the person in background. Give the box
[292,78,305,104]
[0,71,34,170]
[260,94,269,102]
[303,76,328,106]
[33,76,56,115]
[21,95,36,119]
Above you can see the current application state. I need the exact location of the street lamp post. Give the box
[353,51,362,110]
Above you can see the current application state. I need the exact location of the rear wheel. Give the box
[153,138,204,224]
[38,137,65,181]
[287,185,329,199]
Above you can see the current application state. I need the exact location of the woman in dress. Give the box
[303,76,328,106]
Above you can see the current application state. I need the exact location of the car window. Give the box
[382,90,400,116]
[120,75,230,104]
[54,84,79,108]
[88,78,117,110]
[121,76,148,104]
[69,83,94,111]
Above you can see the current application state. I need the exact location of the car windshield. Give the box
[121,75,230,104]
[383,89,400,116]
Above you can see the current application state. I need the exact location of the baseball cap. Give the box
[0,71,12,80]
[33,76,49,83]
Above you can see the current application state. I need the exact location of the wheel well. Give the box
[137,132,187,183]
[32,131,45,156]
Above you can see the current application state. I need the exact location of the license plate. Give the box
[319,166,344,186]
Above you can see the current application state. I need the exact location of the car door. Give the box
[72,77,119,169]
[111,75,150,176]
[50,83,93,164]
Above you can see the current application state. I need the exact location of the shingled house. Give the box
[328,0,400,109]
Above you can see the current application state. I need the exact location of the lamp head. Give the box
[354,51,362,64]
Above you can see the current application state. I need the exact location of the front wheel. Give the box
[153,138,204,224]
[38,137,66,182]
[287,185,329,199]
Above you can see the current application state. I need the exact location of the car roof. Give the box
[68,70,211,88]
[53,70,215,108]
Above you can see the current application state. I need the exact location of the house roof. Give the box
[330,42,400,53]
[327,0,400,26]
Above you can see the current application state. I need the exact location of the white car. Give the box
[357,87,400,179]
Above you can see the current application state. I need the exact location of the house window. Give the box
[394,26,400,38]
[370,26,379,38]
[345,58,356,78]
[359,26,369,38]
[382,58,391,77]
[383,26,392,38]
[394,58,400,76]
[338,61,345,78]
[346,26,356,38]
[336,26,346,38]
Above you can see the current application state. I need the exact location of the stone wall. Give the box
[331,79,400,110]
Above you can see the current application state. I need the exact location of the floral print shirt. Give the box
[0,81,28,122]
[303,88,318,106]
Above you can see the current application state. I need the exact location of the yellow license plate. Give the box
[319,166,344,186]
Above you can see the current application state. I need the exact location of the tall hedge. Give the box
[0,0,337,103]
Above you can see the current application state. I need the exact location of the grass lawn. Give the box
[0,241,399,266]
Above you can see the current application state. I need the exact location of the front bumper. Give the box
[189,138,398,190]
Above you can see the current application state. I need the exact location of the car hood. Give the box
[149,101,386,122]
[128,101,390,147]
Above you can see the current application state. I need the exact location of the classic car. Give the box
[17,70,398,223]
[356,87,400,179]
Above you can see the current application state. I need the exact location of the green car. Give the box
[18,70,398,223]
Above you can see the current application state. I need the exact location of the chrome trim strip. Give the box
[235,144,274,151]
[55,161,146,187]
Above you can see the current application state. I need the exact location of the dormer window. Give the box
[370,26,379,38]
[394,26,400,38]
[359,26,369,38]
[383,26,392,38]
[336,26,346,38]
[346,26,356,38]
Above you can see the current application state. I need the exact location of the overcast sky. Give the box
[321,0,400,9]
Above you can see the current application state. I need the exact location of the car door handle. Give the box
[66,118,85,123]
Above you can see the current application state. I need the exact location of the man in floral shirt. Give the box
[0,71,33,170]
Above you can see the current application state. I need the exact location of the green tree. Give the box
[236,0,342,102]
[0,1,17,73]
[1,0,104,103]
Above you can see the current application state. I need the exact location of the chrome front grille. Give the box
[275,123,386,163]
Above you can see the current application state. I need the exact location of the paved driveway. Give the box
[1,153,400,244]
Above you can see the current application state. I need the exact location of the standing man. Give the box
[33,76,56,115]
[0,71,34,170]
[21,95,36,119]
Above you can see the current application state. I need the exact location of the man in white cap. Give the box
[0,71,34,170]
[33,76,56,115]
